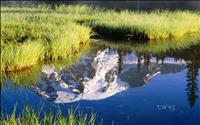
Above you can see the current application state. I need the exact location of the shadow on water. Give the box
[1,35,200,124]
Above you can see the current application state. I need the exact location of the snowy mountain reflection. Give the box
[33,48,187,103]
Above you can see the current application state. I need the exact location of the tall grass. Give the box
[1,106,98,125]
[85,10,200,40]
[2,5,200,41]
[1,43,92,88]
[1,9,91,72]
[1,40,44,72]
[1,4,200,71]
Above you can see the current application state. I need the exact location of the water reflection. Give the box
[31,41,200,105]
[35,49,129,103]
[168,43,200,108]
[186,62,199,108]
[2,37,200,108]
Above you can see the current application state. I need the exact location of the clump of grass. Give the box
[1,106,98,125]
[50,23,91,60]
[1,40,45,72]
[1,11,91,72]
[85,10,200,40]
[55,4,92,14]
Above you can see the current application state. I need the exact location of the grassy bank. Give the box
[84,10,200,40]
[2,5,200,40]
[1,43,92,87]
[1,106,99,125]
[1,10,91,72]
[1,5,200,72]
[59,5,200,40]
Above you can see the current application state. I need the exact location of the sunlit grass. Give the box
[1,106,98,125]
[1,4,200,72]
[3,5,200,41]
[85,10,200,40]
[1,40,45,72]
[1,43,92,88]
[1,10,91,72]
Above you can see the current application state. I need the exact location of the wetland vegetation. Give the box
[1,4,200,72]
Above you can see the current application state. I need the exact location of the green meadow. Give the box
[1,4,200,71]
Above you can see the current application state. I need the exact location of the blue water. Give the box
[1,42,200,125]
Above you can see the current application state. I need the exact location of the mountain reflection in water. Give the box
[33,44,194,104]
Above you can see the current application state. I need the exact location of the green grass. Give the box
[2,5,200,40]
[1,106,99,125]
[1,40,45,72]
[1,8,91,72]
[1,4,200,72]
[84,10,200,40]
[1,43,92,87]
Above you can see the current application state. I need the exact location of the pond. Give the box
[1,38,200,125]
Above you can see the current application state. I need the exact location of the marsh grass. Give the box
[1,106,98,125]
[2,5,200,41]
[85,10,200,40]
[0,42,92,88]
[1,40,45,72]
[1,4,200,72]
[1,10,91,72]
